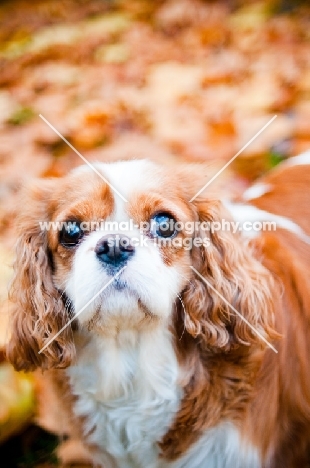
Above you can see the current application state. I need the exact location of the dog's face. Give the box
[6,159,276,371]
[49,160,195,334]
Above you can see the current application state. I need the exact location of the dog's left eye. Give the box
[150,213,177,238]
[60,222,84,247]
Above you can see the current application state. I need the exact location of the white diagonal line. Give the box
[190,266,278,353]
[39,266,127,354]
[189,115,277,202]
[39,114,128,202]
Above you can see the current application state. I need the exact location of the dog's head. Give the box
[6,159,276,371]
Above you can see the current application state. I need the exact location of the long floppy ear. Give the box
[183,199,278,351]
[6,180,75,371]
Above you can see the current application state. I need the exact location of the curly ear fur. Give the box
[6,181,75,371]
[183,200,278,351]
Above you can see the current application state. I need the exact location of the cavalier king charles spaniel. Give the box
[6,153,310,468]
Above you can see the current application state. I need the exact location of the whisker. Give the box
[176,270,196,290]
[165,282,187,341]
[175,293,187,341]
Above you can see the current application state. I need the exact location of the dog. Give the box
[6,153,310,467]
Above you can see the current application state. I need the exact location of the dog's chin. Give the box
[110,282,155,318]
[84,287,157,336]
[110,276,129,291]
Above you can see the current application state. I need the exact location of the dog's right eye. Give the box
[60,223,84,247]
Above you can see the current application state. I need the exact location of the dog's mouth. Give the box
[111,285,154,318]
[111,276,128,291]
[84,282,155,331]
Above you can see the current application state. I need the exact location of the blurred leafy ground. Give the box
[0,0,310,466]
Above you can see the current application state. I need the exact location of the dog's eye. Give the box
[60,222,84,247]
[150,213,177,238]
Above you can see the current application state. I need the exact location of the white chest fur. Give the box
[67,327,181,468]
[67,328,261,468]
[171,423,261,468]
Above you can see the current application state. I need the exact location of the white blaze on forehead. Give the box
[73,159,162,199]
[98,159,162,197]
[100,159,162,222]
[72,159,164,222]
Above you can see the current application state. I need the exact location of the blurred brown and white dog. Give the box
[6,152,310,467]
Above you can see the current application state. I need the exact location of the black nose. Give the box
[95,235,135,267]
